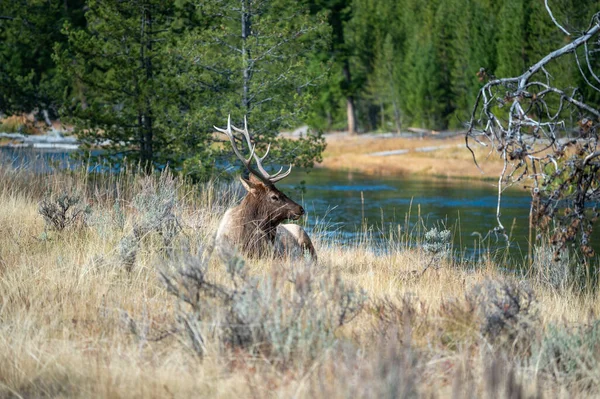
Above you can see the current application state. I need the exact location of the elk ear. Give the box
[239,176,258,194]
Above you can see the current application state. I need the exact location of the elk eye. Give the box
[270,194,279,201]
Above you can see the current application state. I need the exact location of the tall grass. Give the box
[1,161,600,397]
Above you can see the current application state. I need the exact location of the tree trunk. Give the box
[392,99,401,134]
[330,4,356,135]
[41,109,52,127]
[343,62,357,135]
[346,97,356,134]
[241,0,251,113]
[140,2,153,171]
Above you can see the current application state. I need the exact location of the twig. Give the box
[544,0,570,36]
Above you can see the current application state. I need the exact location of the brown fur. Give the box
[216,174,316,261]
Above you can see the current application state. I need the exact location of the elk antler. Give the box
[214,115,293,184]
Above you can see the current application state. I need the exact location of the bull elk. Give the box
[214,116,317,262]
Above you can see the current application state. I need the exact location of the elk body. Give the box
[214,116,317,262]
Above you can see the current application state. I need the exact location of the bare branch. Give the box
[467,13,600,254]
[574,50,600,93]
[516,22,600,90]
[544,0,570,36]
[583,151,600,166]
[584,41,600,86]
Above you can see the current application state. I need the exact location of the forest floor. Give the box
[319,131,507,179]
[1,165,599,398]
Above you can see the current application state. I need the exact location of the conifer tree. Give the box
[55,0,197,171]
[368,33,403,132]
[0,0,85,118]
[447,0,495,127]
[403,37,444,129]
[7,0,600,138]
[352,0,406,132]
[433,0,456,128]
[181,0,329,172]
[401,4,445,129]
[495,0,526,77]
[308,0,359,134]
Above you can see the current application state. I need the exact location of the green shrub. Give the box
[535,320,600,388]
[159,248,367,368]
[422,226,452,258]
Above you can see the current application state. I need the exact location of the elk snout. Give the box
[290,205,305,220]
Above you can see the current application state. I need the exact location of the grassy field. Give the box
[1,163,600,398]
[319,133,507,179]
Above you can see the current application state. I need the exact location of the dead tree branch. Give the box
[467,12,600,257]
[544,0,570,36]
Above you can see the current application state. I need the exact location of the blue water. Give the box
[276,167,538,257]
[2,146,596,260]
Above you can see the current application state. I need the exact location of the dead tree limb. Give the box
[544,0,570,36]
[467,12,600,257]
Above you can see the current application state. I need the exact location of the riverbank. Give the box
[319,132,507,180]
[1,164,599,397]
[0,117,507,179]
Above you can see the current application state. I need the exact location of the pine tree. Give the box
[0,0,86,118]
[55,0,202,172]
[367,33,403,132]
[495,0,526,77]
[350,0,406,132]
[183,0,329,170]
[432,0,456,128]
[523,0,576,122]
[400,2,445,129]
[308,0,359,133]
[534,0,600,106]
[447,0,496,127]
[402,36,445,129]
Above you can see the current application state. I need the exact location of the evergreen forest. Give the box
[1,0,600,175]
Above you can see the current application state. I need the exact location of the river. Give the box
[280,167,534,259]
[1,147,596,261]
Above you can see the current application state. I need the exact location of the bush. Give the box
[320,300,535,398]
[88,200,126,240]
[311,335,420,398]
[420,225,452,273]
[535,320,600,389]
[117,172,180,269]
[422,226,452,258]
[159,248,366,368]
[467,279,538,349]
[38,192,90,231]
[370,278,538,355]
[130,172,179,245]
[532,244,590,292]
[533,245,571,290]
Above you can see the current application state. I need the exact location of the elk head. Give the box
[240,174,305,225]
[214,115,305,229]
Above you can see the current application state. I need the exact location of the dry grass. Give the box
[0,114,42,135]
[320,134,507,178]
[1,164,600,398]
[0,114,69,136]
